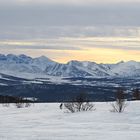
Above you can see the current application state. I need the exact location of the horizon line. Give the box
[0,53,139,65]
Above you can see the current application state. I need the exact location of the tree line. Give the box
[0,95,36,108]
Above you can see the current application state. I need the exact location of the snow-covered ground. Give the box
[0,102,140,140]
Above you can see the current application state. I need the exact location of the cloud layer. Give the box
[0,0,140,63]
[0,2,140,27]
[0,0,140,5]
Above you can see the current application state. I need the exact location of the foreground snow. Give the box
[0,102,140,140]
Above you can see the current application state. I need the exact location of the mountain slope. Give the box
[0,54,140,78]
[0,54,55,75]
[45,61,110,77]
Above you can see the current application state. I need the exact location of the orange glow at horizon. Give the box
[51,48,140,64]
[0,48,140,64]
[0,37,140,64]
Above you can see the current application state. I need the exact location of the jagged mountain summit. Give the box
[0,54,140,78]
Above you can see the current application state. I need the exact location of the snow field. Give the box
[0,102,140,140]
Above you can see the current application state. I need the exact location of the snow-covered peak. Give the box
[0,54,32,63]
[18,54,32,60]
[0,54,6,61]
[34,55,53,63]
[32,55,56,71]
[109,60,140,77]
[7,54,18,62]
[116,60,125,64]
[0,54,140,78]
[0,54,56,75]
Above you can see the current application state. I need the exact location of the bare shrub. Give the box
[15,102,32,108]
[25,102,31,108]
[15,102,25,108]
[64,93,95,113]
[111,88,127,113]
[15,97,32,108]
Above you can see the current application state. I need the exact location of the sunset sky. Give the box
[0,0,140,63]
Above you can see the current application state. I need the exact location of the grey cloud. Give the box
[0,26,140,40]
[0,36,140,51]
[84,44,140,51]
[0,0,140,54]
[0,3,140,28]
[0,0,139,5]
[0,43,82,51]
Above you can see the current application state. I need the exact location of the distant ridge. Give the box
[0,54,140,78]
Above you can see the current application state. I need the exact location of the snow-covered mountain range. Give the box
[0,54,140,78]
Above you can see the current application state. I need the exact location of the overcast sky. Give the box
[0,0,140,63]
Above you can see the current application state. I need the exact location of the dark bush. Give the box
[64,93,95,113]
[111,88,127,113]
